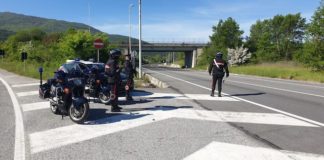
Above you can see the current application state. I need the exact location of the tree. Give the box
[295,0,324,70]
[210,17,244,51]
[248,13,306,62]
[227,45,252,66]
[198,17,243,67]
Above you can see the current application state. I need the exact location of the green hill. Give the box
[0,12,135,43]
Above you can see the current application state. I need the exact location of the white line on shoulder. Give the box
[0,77,25,160]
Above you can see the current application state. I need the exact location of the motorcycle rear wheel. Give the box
[69,103,89,124]
[99,92,110,104]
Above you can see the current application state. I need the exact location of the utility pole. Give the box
[129,4,134,55]
[138,0,142,78]
[88,2,91,33]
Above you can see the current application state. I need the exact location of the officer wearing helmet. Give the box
[105,49,122,112]
[124,54,135,101]
[208,52,229,97]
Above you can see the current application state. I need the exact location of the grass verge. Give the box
[195,62,324,83]
[230,62,324,83]
[0,61,58,80]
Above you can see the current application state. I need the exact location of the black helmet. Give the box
[109,49,121,59]
[54,70,66,81]
[215,52,223,59]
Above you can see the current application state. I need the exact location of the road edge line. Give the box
[0,77,26,160]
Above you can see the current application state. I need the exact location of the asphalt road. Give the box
[144,65,324,156]
[1,66,324,160]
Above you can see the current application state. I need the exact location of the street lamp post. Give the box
[129,4,134,55]
[138,0,142,79]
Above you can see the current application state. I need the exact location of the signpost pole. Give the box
[94,38,104,62]
[97,49,99,62]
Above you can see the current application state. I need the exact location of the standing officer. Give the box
[208,52,229,97]
[105,49,122,112]
[124,54,135,101]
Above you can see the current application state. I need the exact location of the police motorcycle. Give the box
[39,66,89,124]
[86,65,111,104]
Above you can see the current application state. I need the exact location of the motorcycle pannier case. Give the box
[39,83,50,99]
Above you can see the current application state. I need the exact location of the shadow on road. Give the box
[86,105,193,125]
[230,92,266,97]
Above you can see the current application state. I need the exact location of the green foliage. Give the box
[197,17,243,68]
[295,0,324,70]
[231,62,324,83]
[0,28,111,78]
[0,12,101,34]
[248,13,306,62]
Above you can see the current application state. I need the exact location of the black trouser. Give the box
[211,75,223,95]
[125,78,133,98]
[110,82,119,106]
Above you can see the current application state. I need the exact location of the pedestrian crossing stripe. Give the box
[29,108,318,154]
[12,83,39,88]
[16,91,38,97]
[183,141,324,160]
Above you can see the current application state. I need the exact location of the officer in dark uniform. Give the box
[124,54,135,101]
[208,52,229,97]
[105,49,122,112]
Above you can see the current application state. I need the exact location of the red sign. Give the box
[94,38,104,49]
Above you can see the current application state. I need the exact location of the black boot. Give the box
[210,91,214,97]
[126,96,133,101]
[111,105,122,112]
[218,92,222,97]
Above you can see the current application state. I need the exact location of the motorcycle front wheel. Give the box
[50,102,59,114]
[98,92,110,104]
[69,103,89,124]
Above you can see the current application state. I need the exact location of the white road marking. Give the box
[16,91,38,97]
[5,75,18,78]
[144,68,324,127]
[232,74,324,89]
[134,92,239,101]
[183,141,291,160]
[282,150,324,160]
[21,102,49,112]
[12,83,39,88]
[228,80,324,98]
[0,77,25,160]
[29,108,317,154]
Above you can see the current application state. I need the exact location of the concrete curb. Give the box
[143,72,169,88]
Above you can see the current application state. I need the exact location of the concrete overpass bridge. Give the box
[115,42,208,68]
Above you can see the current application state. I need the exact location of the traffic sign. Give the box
[94,38,104,49]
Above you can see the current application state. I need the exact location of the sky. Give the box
[0,0,321,42]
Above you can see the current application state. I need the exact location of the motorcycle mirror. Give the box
[38,67,43,73]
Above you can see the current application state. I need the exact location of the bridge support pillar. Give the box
[184,51,193,68]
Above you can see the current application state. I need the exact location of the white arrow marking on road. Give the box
[29,108,318,154]
[12,83,39,88]
[16,91,38,97]
[183,141,291,160]
[21,102,49,112]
